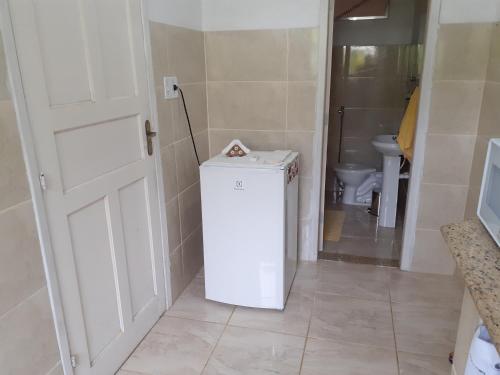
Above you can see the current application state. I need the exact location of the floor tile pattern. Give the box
[323,202,403,265]
[120,260,463,375]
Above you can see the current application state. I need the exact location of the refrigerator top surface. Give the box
[202,150,298,170]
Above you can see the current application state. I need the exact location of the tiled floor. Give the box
[119,260,463,375]
[323,202,403,266]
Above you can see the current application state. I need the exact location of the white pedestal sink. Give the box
[372,135,403,228]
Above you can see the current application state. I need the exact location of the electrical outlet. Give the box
[163,76,179,99]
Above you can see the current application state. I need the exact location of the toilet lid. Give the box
[335,163,376,174]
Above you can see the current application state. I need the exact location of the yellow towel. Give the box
[397,87,420,161]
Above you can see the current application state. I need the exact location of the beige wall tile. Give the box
[341,136,382,170]
[0,201,45,316]
[346,45,412,79]
[169,246,185,302]
[0,38,9,101]
[207,82,286,131]
[205,29,287,81]
[465,186,481,220]
[165,197,181,254]
[174,137,200,192]
[287,82,317,131]
[298,217,314,259]
[299,177,313,221]
[208,129,286,157]
[156,89,175,148]
[179,182,201,241]
[149,22,169,87]
[434,23,492,81]
[487,23,500,83]
[468,136,489,188]
[46,363,63,375]
[193,129,209,163]
[0,288,59,375]
[336,77,407,108]
[0,101,30,211]
[417,183,468,230]
[422,134,475,185]
[286,131,315,177]
[428,81,484,135]
[341,108,403,138]
[171,83,208,138]
[288,28,319,81]
[165,25,205,84]
[477,82,500,137]
[411,229,456,275]
[181,226,203,284]
[331,46,347,77]
[161,145,177,202]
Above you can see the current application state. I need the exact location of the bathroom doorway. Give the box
[320,0,428,266]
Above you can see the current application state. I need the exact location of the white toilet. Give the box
[334,163,382,206]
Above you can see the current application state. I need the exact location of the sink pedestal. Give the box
[379,155,400,228]
[371,135,403,228]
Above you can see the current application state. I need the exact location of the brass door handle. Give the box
[145,120,156,155]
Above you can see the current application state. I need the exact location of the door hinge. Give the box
[39,173,47,191]
[70,354,78,368]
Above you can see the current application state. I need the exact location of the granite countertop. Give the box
[441,218,500,353]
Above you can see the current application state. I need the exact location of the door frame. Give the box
[313,0,442,268]
[0,1,172,373]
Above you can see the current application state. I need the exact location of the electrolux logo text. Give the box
[234,180,244,191]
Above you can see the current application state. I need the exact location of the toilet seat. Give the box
[335,163,376,174]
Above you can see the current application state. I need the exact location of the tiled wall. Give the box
[0,38,61,374]
[150,22,209,302]
[412,23,493,274]
[465,23,500,218]
[327,44,419,175]
[204,28,319,258]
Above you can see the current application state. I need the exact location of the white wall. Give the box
[439,0,500,24]
[148,0,322,31]
[201,0,321,31]
[147,0,203,30]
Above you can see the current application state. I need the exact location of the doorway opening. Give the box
[320,0,428,267]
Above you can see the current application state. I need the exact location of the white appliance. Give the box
[465,325,500,374]
[478,138,500,247]
[200,150,299,310]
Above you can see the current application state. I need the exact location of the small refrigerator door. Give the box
[200,165,286,309]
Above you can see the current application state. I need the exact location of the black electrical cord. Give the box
[173,84,201,166]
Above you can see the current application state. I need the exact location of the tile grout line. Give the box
[388,286,402,374]
[298,292,314,374]
[0,198,33,216]
[285,28,290,134]
[203,29,211,158]
[0,286,47,321]
[199,306,236,374]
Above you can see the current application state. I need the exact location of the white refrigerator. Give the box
[200,150,299,310]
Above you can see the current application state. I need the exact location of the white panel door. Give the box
[7,0,166,374]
